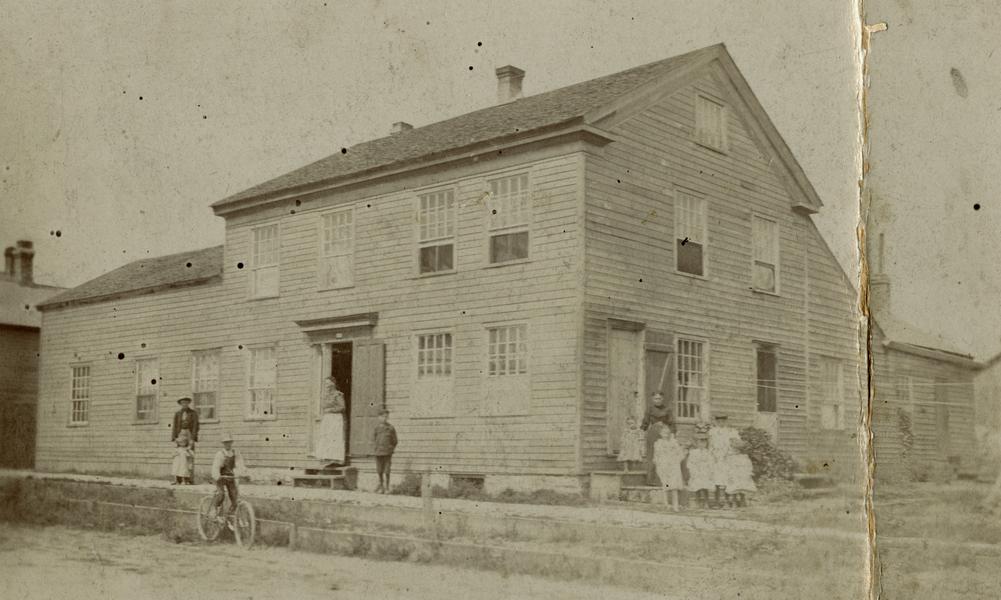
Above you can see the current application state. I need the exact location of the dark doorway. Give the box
[0,403,36,469]
[331,343,353,457]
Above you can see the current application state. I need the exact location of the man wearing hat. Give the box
[172,397,200,483]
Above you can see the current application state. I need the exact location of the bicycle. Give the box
[196,475,256,547]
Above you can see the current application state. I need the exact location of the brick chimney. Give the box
[5,240,34,285]
[391,121,413,135]
[495,65,525,104]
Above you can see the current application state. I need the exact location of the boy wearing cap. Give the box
[373,409,398,494]
[211,433,247,513]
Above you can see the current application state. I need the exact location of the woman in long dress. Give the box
[315,375,346,464]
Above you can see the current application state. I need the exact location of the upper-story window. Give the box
[320,207,354,289]
[675,190,707,276]
[191,349,221,420]
[250,223,280,298]
[752,215,780,293]
[695,94,727,152]
[70,365,91,425]
[487,173,531,264]
[135,358,159,423]
[417,189,456,274]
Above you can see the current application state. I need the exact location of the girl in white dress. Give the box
[617,416,645,471]
[171,430,194,485]
[684,436,715,508]
[653,428,686,511]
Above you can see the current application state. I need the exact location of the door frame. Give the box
[606,319,645,456]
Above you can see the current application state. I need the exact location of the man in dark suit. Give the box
[172,396,200,451]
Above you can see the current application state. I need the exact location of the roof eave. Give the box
[37,274,222,312]
[211,120,614,217]
[882,340,983,369]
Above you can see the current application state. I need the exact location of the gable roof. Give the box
[36,246,223,311]
[0,280,65,328]
[212,44,822,215]
[874,310,975,361]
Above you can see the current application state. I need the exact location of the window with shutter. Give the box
[135,358,159,423]
[675,191,707,276]
[695,94,727,152]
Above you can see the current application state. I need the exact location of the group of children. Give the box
[618,416,757,510]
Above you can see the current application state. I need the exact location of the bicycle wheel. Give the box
[233,500,256,548]
[197,495,224,541]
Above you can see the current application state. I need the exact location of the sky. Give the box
[0,1,996,358]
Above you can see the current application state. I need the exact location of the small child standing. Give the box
[171,430,194,485]
[684,436,715,509]
[617,416,645,471]
[653,428,686,512]
[373,408,398,494]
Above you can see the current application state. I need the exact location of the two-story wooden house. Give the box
[37,44,877,490]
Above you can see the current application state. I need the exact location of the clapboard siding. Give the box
[581,74,813,470]
[38,147,585,479]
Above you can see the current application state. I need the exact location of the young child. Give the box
[617,416,645,471]
[684,436,715,509]
[722,436,757,507]
[211,433,247,513]
[171,430,195,485]
[653,428,685,512]
[373,409,398,494]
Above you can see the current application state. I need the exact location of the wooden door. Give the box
[607,328,641,454]
[350,340,385,457]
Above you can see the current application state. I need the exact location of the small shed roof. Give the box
[36,246,223,311]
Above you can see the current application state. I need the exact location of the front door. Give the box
[607,328,641,455]
[330,343,353,455]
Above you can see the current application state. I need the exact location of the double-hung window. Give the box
[756,345,778,413]
[417,190,455,274]
[192,350,221,420]
[484,324,530,414]
[135,358,159,423]
[247,346,277,419]
[676,339,706,420]
[70,365,91,425]
[250,223,280,298]
[320,208,354,289]
[675,191,707,276]
[487,173,531,264]
[695,94,727,151]
[752,215,780,293]
[819,358,845,430]
[413,332,454,417]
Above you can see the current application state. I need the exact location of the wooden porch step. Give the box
[293,474,347,489]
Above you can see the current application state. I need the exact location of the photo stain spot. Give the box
[24,304,30,310]
[950,67,968,98]
[185,262,192,268]
[202,115,207,120]
[151,379,157,386]
[681,237,689,246]
[468,66,474,71]
[477,41,482,47]
[238,345,244,350]
[974,203,981,210]
[139,96,143,101]
[118,353,125,360]
[55,230,62,237]
[237,262,244,269]
[295,199,301,206]
[141,343,147,349]
[290,209,296,215]
[340,148,347,154]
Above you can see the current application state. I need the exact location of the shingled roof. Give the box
[36,246,223,310]
[212,44,722,211]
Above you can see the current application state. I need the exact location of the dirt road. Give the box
[0,523,670,600]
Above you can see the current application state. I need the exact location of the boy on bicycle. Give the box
[211,433,247,514]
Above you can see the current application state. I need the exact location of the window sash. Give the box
[70,366,90,423]
[820,359,844,430]
[676,339,705,420]
[695,95,725,150]
[320,209,354,288]
[488,174,531,230]
[675,193,707,244]
[192,351,220,420]
[419,243,454,274]
[489,231,529,263]
[487,325,528,377]
[417,333,453,378]
[418,190,455,243]
[135,359,159,421]
[252,224,279,267]
[248,347,277,418]
[752,216,779,292]
[756,348,777,413]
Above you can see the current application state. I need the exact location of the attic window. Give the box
[694,94,727,152]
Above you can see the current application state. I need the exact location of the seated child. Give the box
[617,416,645,471]
[684,436,715,509]
[171,430,194,485]
[653,428,686,512]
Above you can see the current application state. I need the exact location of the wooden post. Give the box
[288,523,298,550]
[421,471,435,536]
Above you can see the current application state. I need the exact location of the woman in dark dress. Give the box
[641,392,675,485]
